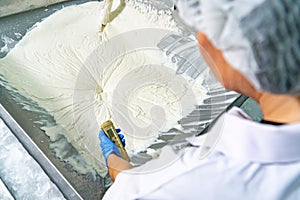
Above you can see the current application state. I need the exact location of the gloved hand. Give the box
[98,129,126,166]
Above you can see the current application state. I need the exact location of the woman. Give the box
[99,0,300,199]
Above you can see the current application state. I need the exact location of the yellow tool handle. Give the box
[101,120,130,161]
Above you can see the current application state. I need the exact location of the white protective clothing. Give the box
[103,107,300,199]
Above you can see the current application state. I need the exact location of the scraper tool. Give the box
[99,0,126,32]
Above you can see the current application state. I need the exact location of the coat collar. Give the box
[188,107,300,163]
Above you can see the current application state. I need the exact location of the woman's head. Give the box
[176,0,300,95]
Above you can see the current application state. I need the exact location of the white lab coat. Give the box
[103,107,300,200]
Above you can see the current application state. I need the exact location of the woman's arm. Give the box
[99,130,134,181]
[107,154,134,181]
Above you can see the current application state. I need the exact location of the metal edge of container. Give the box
[0,103,83,200]
[0,0,71,18]
[0,177,14,200]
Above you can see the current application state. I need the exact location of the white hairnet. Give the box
[176,0,300,95]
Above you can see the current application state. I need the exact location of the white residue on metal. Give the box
[0,118,65,199]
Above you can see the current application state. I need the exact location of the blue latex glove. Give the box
[98,128,126,166]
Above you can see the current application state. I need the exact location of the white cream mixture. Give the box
[0,1,207,176]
